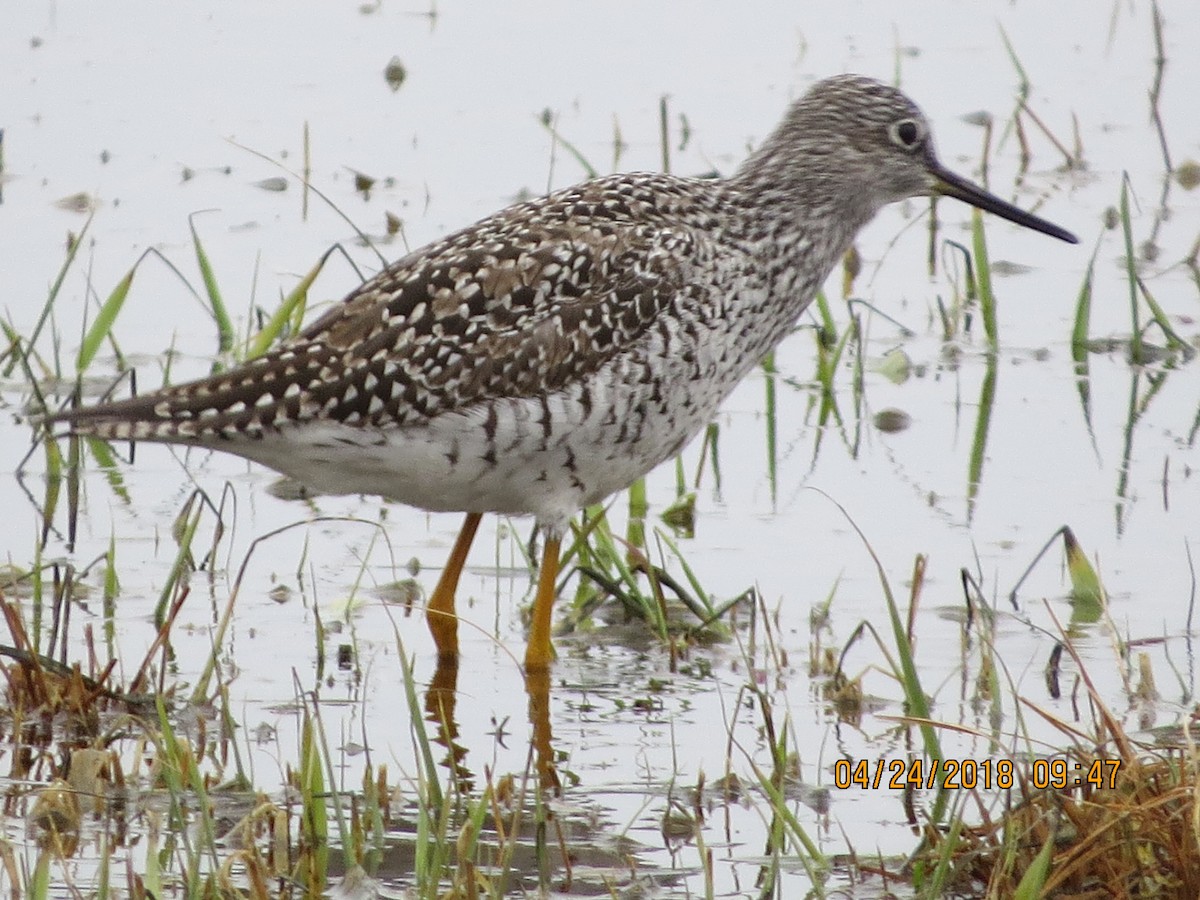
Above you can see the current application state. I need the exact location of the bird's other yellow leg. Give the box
[523,532,561,672]
[426,512,482,664]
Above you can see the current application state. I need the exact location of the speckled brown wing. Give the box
[46,175,703,443]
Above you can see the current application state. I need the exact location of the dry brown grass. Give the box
[917,626,1200,899]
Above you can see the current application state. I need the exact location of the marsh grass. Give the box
[0,530,590,898]
[7,53,1200,897]
[914,636,1200,898]
[802,514,1200,898]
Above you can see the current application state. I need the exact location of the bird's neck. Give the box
[727,139,879,251]
[704,156,881,359]
[723,158,875,298]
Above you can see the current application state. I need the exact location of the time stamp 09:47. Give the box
[833,757,1122,792]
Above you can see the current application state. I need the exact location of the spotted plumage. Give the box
[42,75,1076,668]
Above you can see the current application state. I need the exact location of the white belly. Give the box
[224,343,732,534]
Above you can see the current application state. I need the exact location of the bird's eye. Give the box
[888,118,924,151]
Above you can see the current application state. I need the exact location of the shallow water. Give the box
[2,1,1200,896]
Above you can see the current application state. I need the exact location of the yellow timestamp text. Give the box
[832,757,1122,791]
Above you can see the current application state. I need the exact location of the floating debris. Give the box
[54,191,96,213]
[350,168,376,196]
[874,408,912,433]
[383,55,407,92]
[254,176,289,192]
[989,259,1034,276]
[1175,158,1200,190]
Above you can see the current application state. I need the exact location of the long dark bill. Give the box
[933,164,1078,244]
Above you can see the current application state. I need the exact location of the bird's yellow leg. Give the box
[523,533,561,671]
[426,512,482,664]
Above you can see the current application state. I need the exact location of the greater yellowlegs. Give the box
[43,75,1077,671]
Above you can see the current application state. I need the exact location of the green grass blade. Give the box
[812,288,836,336]
[966,356,998,522]
[626,477,647,554]
[814,321,851,431]
[30,850,50,898]
[921,795,967,896]
[1012,826,1055,899]
[397,640,442,812]
[699,422,720,490]
[104,533,120,603]
[762,352,778,506]
[999,25,1031,102]
[971,210,998,349]
[1063,526,1104,615]
[1136,276,1190,353]
[155,493,203,626]
[537,111,598,179]
[824,497,947,824]
[22,213,94,368]
[96,832,110,900]
[84,437,132,504]
[1070,240,1099,360]
[1119,178,1141,363]
[77,264,137,373]
[189,214,235,357]
[40,438,63,548]
[300,710,330,893]
[245,248,333,359]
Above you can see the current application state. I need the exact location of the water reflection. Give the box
[424,657,561,795]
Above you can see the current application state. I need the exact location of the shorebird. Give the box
[42,74,1077,672]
